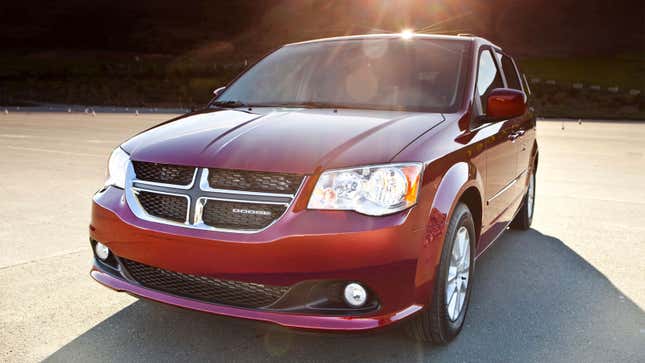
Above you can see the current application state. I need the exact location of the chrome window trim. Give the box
[124,161,303,233]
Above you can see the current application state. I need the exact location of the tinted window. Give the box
[476,50,503,113]
[217,38,469,112]
[497,53,522,90]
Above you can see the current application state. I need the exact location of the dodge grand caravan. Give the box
[90,33,537,344]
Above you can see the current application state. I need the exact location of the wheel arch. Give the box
[458,187,483,243]
[427,161,484,242]
[413,160,484,306]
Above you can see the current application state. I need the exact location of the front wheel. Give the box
[511,166,536,230]
[406,203,475,344]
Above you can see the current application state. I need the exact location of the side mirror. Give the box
[212,87,226,98]
[485,88,527,120]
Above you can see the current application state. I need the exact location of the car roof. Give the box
[285,33,501,51]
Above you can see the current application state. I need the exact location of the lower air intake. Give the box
[122,258,289,308]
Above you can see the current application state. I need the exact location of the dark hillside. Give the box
[1,0,642,56]
[0,0,643,117]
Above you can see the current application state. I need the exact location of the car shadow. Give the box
[44,229,644,362]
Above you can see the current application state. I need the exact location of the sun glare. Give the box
[401,29,414,39]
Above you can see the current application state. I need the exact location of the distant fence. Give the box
[528,77,641,97]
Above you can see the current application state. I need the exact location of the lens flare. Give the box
[401,29,414,39]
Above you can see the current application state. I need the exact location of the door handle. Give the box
[508,130,525,141]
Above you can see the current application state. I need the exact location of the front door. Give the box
[475,49,520,242]
[497,51,535,184]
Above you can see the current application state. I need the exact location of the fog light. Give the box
[343,283,367,307]
[95,242,110,260]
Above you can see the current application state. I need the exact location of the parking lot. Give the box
[1,113,644,362]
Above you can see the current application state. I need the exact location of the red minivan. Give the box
[90,33,537,344]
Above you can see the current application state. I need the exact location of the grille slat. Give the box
[136,191,187,223]
[133,161,195,185]
[122,258,289,308]
[208,169,303,194]
[201,200,287,230]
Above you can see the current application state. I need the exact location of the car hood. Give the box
[122,108,444,174]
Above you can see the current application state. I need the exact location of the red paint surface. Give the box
[486,88,527,120]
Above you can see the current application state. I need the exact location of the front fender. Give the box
[413,161,483,306]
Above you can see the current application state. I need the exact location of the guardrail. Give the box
[529,78,641,96]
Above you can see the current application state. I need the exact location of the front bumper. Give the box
[91,263,422,331]
[90,186,432,331]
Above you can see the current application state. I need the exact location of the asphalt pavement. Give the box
[1,113,643,362]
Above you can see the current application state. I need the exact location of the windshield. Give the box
[215,38,470,112]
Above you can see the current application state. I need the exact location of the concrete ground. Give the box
[0,113,643,362]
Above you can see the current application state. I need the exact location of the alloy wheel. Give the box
[446,226,470,321]
[527,171,535,220]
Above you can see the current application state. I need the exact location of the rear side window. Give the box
[497,52,523,90]
[476,49,503,113]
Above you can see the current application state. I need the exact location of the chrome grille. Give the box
[208,169,303,194]
[126,162,302,232]
[201,200,287,231]
[122,258,289,308]
[136,191,188,223]
[132,161,195,186]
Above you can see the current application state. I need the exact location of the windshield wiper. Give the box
[210,100,249,108]
[276,102,340,109]
[275,102,402,111]
[211,101,349,110]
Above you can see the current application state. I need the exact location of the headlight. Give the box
[104,147,130,189]
[307,163,423,216]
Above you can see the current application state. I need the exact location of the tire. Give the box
[510,166,536,230]
[406,203,476,344]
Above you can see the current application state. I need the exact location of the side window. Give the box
[476,49,503,114]
[498,53,523,90]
